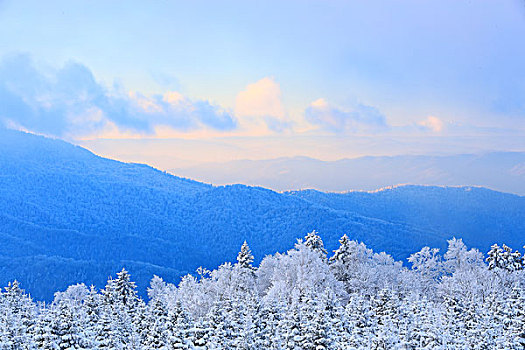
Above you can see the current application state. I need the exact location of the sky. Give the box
[0,0,524,167]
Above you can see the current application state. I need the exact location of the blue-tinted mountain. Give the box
[288,185,524,256]
[0,129,523,300]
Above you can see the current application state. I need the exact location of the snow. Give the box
[0,233,523,348]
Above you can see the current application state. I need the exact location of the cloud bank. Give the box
[0,54,458,140]
[305,98,388,133]
[0,54,236,138]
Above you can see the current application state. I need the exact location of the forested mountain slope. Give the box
[0,129,523,300]
[288,185,525,255]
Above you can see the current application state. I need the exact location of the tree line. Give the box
[0,231,524,349]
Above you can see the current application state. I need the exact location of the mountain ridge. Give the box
[170,152,525,195]
[0,128,523,299]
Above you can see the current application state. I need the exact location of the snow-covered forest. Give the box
[1,231,524,349]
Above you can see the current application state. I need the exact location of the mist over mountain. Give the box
[170,153,525,195]
[0,129,523,300]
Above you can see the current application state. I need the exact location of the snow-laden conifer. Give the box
[237,241,255,271]
[303,230,328,259]
[0,232,523,348]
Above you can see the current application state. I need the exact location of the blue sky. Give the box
[0,0,524,165]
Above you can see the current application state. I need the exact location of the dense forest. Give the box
[1,129,524,300]
[1,231,524,349]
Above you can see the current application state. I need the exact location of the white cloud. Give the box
[235,77,291,133]
[0,54,237,139]
[305,98,388,133]
[418,116,444,132]
[235,77,285,119]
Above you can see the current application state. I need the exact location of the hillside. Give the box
[288,185,525,255]
[0,129,523,299]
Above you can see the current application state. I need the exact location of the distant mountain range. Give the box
[0,128,523,300]
[170,153,525,195]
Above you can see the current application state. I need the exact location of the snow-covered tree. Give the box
[237,241,255,271]
[168,301,191,349]
[143,298,170,349]
[53,299,83,350]
[487,244,505,270]
[501,245,523,272]
[303,230,328,259]
[0,232,522,349]
[329,234,353,285]
[0,281,35,349]
[32,308,56,350]
[505,285,525,349]
[148,275,169,304]
[114,268,139,309]
[408,246,444,295]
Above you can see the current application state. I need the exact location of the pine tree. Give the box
[237,241,255,271]
[0,239,523,350]
[227,298,245,348]
[1,281,35,350]
[505,285,525,349]
[168,301,190,350]
[370,288,400,349]
[254,299,281,349]
[371,289,398,327]
[31,308,56,350]
[442,295,466,348]
[331,234,351,262]
[329,234,352,278]
[94,308,118,349]
[303,230,328,259]
[54,299,82,350]
[85,285,100,323]
[207,299,229,348]
[100,269,141,347]
[464,298,487,350]
[280,305,303,350]
[503,246,523,271]
[501,244,515,272]
[487,244,505,270]
[486,292,508,349]
[236,295,258,350]
[417,297,440,349]
[322,289,347,349]
[397,294,415,349]
[143,298,169,349]
[345,294,372,349]
[114,268,138,309]
[189,319,211,350]
[297,294,317,350]
[475,300,499,350]
[81,284,100,347]
[311,294,333,350]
